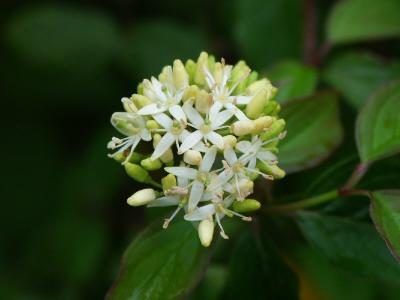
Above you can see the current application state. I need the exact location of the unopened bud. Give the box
[263,101,281,116]
[229,61,250,94]
[237,179,254,199]
[114,151,142,163]
[195,90,212,114]
[223,135,237,149]
[122,97,137,113]
[124,163,150,183]
[246,79,274,96]
[253,116,273,134]
[161,174,177,193]
[232,120,256,136]
[257,162,285,179]
[153,134,174,163]
[182,85,200,102]
[173,59,189,90]
[246,88,268,119]
[247,71,259,86]
[127,188,156,206]
[185,59,196,83]
[233,199,261,213]
[198,219,214,247]
[131,94,152,109]
[184,150,202,165]
[260,119,286,141]
[141,157,162,171]
[146,120,161,130]
[194,52,209,86]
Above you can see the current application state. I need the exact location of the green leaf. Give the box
[106,221,207,300]
[221,230,298,300]
[323,52,400,109]
[188,265,227,300]
[233,0,302,68]
[371,190,400,261]
[356,81,400,162]
[120,21,209,79]
[267,61,318,104]
[327,0,400,44]
[279,91,343,173]
[296,212,400,282]
[5,4,120,73]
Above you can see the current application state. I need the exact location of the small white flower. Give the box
[203,63,252,120]
[178,101,233,153]
[165,146,217,211]
[150,113,190,160]
[236,136,277,170]
[108,112,151,164]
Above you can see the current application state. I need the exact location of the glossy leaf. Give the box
[268,61,318,104]
[323,52,400,109]
[233,0,302,68]
[106,221,207,300]
[356,81,400,162]
[296,212,400,282]
[371,190,400,261]
[279,92,343,173]
[327,0,400,44]
[221,230,298,300]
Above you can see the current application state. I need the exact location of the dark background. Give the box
[1,0,400,299]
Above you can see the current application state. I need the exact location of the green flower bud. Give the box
[127,188,156,206]
[232,120,256,136]
[252,116,273,134]
[229,61,251,94]
[131,94,152,109]
[112,152,126,163]
[185,59,197,83]
[233,199,261,213]
[173,59,189,90]
[122,97,137,113]
[194,52,209,86]
[161,174,177,192]
[247,71,259,86]
[137,82,144,95]
[246,88,269,119]
[141,157,162,171]
[198,219,214,247]
[263,101,280,116]
[257,161,285,179]
[246,79,275,99]
[260,119,286,141]
[124,163,150,183]
[146,120,161,130]
[182,85,200,102]
[153,134,174,163]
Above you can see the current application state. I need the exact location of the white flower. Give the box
[178,101,233,154]
[108,112,151,164]
[165,146,217,211]
[150,113,190,160]
[236,136,277,170]
[203,63,252,121]
[184,195,251,239]
[137,77,187,122]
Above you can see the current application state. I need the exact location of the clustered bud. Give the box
[107,52,286,246]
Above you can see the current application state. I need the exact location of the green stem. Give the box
[264,190,339,213]
[147,178,162,189]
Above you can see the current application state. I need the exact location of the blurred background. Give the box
[1,0,400,299]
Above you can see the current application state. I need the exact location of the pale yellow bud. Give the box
[232,120,256,136]
[122,97,137,113]
[161,174,177,193]
[223,135,237,148]
[195,90,212,114]
[245,88,268,119]
[182,85,200,102]
[185,59,196,83]
[184,150,202,166]
[198,219,214,247]
[131,94,152,109]
[194,52,209,86]
[127,188,156,206]
[253,116,273,134]
[146,120,161,130]
[237,178,254,199]
[173,59,189,90]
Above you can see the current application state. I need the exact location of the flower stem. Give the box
[147,179,162,189]
[343,162,369,189]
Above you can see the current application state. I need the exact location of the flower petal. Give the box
[200,146,217,172]
[258,150,277,161]
[153,113,173,129]
[235,95,252,105]
[137,103,166,115]
[184,204,215,221]
[165,167,198,179]
[148,195,179,207]
[169,104,187,123]
[183,101,204,128]
[188,180,205,211]
[151,132,175,160]
[140,128,152,141]
[178,130,203,154]
[224,146,237,166]
[211,110,233,129]
[206,131,224,150]
[225,103,249,121]
[236,141,252,153]
[209,101,223,121]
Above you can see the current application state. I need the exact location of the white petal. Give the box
[236,141,252,153]
[211,110,233,129]
[165,167,198,179]
[203,66,216,88]
[169,105,187,123]
[221,65,233,86]
[188,181,205,211]
[225,103,248,121]
[209,101,223,121]
[206,131,224,149]
[178,130,203,154]
[222,195,234,207]
[258,150,277,161]
[184,204,215,221]
[153,113,173,129]
[177,175,189,187]
[235,95,252,105]
[148,195,179,207]
[248,156,257,169]
[151,132,175,160]
[138,103,166,115]
[224,146,238,165]
[200,146,217,172]
[140,128,152,141]
[150,77,167,101]
[183,101,204,128]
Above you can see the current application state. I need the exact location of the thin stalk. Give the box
[147,179,162,189]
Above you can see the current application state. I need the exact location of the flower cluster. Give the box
[107,52,286,247]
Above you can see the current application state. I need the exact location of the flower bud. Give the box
[161,174,177,192]
[237,178,254,199]
[257,161,285,179]
[184,150,202,166]
[233,199,261,213]
[153,134,174,163]
[252,116,273,134]
[260,119,286,141]
[247,71,259,86]
[223,135,237,149]
[122,97,137,113]
[263,101,280,116]
[173,59,189,90]
[141,157,162,171]
[124,163,150,183]
[131,94,152,109]
[229,61,250,94]
[195,90,212,114]
[246,79,275,97]
[182,85,200,102]
[194,52,209,86]
[185,59,196,83]
[232,120,256,136]
[137,82,144,95]
[127,188,156,206]
[245,88,268,119]
[114,151,142,163]
[198,219,214,247]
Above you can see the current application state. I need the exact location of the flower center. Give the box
[196,172,208,183]
[200,123,212,134]
[233,162,243,173]
[171,121,183,135]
